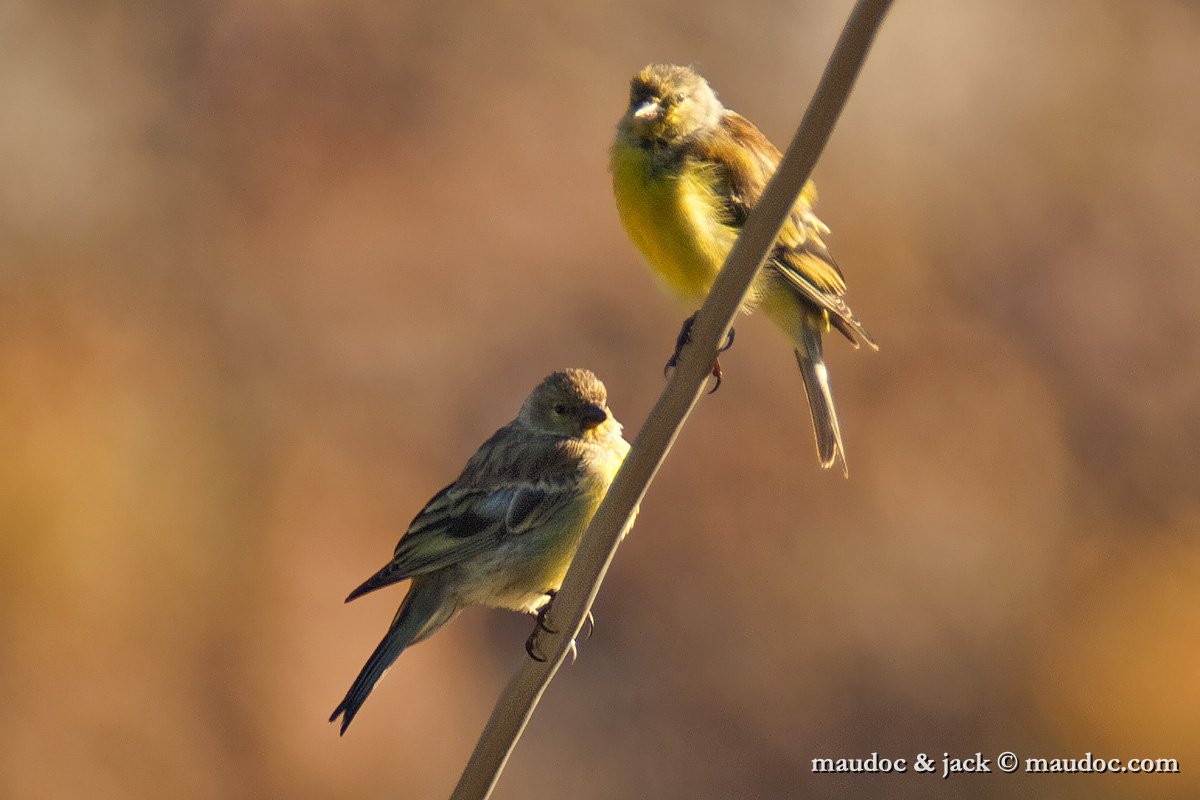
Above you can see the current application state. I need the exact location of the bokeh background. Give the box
[3,1,1198,798]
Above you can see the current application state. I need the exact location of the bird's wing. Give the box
[712,111,848,298]
[710,111,878,346]
[389,483,511,573]
[345,433,584,601]
[397,482,578,570]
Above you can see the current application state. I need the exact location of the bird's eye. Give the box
[553,404,568,415]
[673,92,686,103]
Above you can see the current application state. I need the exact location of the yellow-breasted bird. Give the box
[611,63,877,476]
[330,369,630,733]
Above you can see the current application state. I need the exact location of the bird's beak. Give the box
[580,404,608,430]
[632,99,661,121]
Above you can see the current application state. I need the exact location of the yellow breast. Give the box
[611,142,738,303]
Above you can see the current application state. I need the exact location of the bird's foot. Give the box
[526,590,559,662]
[663,313,736,394]
[525,629,547,662]
[535,589,558,634]
[524,591,592,663]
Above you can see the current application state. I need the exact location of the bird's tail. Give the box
[330,579,456,734]
[794,320,848,478]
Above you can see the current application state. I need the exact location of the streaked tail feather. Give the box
[794,324,849,478]
[330,579,456,734]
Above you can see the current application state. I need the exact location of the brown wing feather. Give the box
[697,110,877,348]
[344,427,587,601]
[711,113,846,288]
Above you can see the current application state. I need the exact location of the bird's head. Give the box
[520,368,616,440]
[619,64,722,147]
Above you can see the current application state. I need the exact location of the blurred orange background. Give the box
[2,1,1198,798]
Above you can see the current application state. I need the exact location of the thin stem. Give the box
[449,2,893,797]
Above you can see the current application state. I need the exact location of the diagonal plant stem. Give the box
[449,2,893,797]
